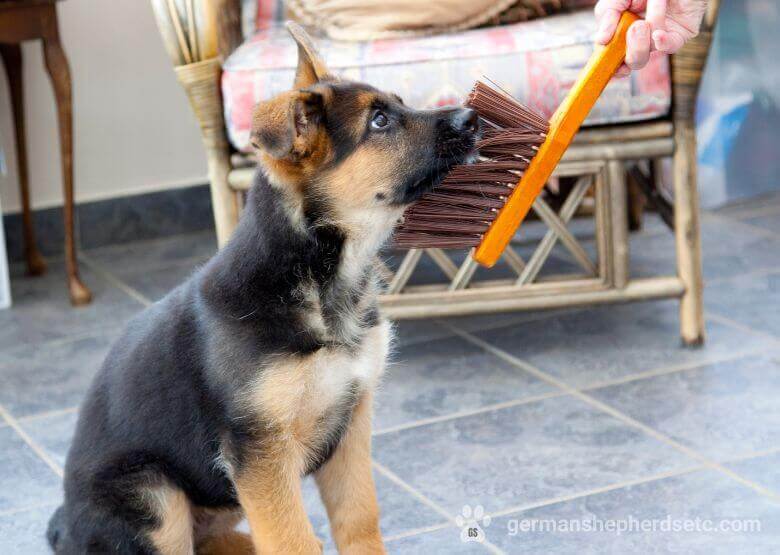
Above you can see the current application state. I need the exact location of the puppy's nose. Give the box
[451,108,479,134]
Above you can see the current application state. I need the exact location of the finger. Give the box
[595,0,631,19]
[652,29,686,54]
[625,20,652,70]
[595,7,623,45]
[615,64,632,78]
[645,0,667,32]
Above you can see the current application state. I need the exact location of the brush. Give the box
[394,11,639,267]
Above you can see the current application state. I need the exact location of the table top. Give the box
[0,0,61,9]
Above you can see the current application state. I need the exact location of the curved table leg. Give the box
[0,43,47,276]
[41,21,91,306]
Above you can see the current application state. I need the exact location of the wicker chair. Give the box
[150,0,720,345]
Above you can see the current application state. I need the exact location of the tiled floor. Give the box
[2,194,780,553]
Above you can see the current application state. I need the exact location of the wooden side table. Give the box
[0,0,90,305]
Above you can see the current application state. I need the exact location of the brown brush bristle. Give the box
[393,81,549,250]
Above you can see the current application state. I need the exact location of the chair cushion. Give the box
[222,10,671,152]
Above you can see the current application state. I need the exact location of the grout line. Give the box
[372,462,507,554]
[372,462,453,521]
[707,265,780,285]
[712,202,780,224]
[0,501,61,518]
[481,539,506,555]
[372,391,566,437]
[433,308,579,336]
[0,325,124,370]
[79,253,152,307]
[484,465,705,520]
[382,521,453,543]
[378,338,770,441]
[578,347,773,392]
[703,211,780,242]
[737,219,780,241]
[716,445,780,465]
[0,404,63,478]
[83,230,216,257]
[707,311,780,344]
[114,253,210,281]
[443,324,780,503]
[390,307,576,352]
[16,406,79,424]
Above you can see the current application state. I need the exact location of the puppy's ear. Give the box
[251,90,324,159]
[286,21,332,88]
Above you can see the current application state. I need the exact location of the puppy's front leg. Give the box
[235,454,322,554]
[315,391,386,554]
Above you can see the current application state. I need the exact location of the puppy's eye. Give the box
[371,111,389,129]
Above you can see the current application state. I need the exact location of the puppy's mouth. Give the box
[402,140,480,201]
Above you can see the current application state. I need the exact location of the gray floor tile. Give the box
[589,353,780,460]
[84,230,217,275]
[442,307,571,335]
[0,428,61,513]
[117,263,203,303]
[0,505,58,555]
[489,469,780,554]
[629,215,780,281]
[715,191,780,218]
[10,414,445,551]
[726,452,780,494]
[0,261,142,350]
[473,300,769,389]
[392,309,568,349]
[300,472,446,550]
[392,319,458,348]
[386,526,491,554]
[0,333,115,418]
[706,270,780,338]
[373,395,694,516]
[740,212,780,236]
[19,413,79,469]
[375,335,556,431]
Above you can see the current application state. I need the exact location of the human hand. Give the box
[594,0,708,76]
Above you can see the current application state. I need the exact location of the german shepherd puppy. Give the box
[48,23,478,554]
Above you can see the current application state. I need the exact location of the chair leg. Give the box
[626,165,645,232]
[42,27,91,306]
[674,122,705,345]
[0,44,47,276]
[206,146,239,248]
[173,59,240,247]
[607,160,629,289]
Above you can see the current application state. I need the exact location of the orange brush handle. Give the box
[474,11,640,268]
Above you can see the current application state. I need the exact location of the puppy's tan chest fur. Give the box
[249,320,390,456]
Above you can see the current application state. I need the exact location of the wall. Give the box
[0,0,207,215]
[695,0,780,207]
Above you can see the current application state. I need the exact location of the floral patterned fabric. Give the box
[223,10,671,152]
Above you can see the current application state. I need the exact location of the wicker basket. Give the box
[487,0,597,26]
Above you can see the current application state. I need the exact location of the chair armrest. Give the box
[149,0,242,66]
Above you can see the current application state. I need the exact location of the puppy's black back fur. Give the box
[48,175,369,553]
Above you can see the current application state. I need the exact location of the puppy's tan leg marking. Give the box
[193,507,248,554]
[146,484,195,555]
[315,391,385,555]
[197,531,254,555]
[235,451,322,554]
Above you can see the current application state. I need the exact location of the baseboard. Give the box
[2,184,214,262]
